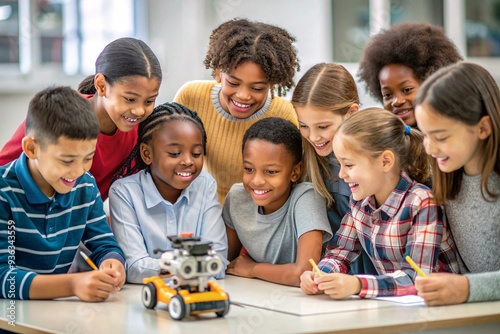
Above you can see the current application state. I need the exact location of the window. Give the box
[331,0,370,62]
[0,0,137,76]
[38,0,64,64]
[331,0,444,63]
[465,0,500,57]
[0,0,19,65]
[390,0,443,26]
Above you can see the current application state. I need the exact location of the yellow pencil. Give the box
[405,255,426,277]
[80,251,98,271]
[308,258,323,277]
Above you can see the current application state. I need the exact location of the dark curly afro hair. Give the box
[358,23,463,102]
[204,18,300,97]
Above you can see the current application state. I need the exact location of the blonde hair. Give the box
[415,62,500,203]
[337,108,431,184]
[291,63,359,207]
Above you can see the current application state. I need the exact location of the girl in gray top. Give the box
[414,62,500,305]
[223,117,332,286]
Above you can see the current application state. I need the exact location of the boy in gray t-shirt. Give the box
[223,118,332,287]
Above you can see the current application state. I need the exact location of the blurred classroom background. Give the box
[1,0,499,147]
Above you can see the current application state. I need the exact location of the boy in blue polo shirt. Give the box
[0,86,126,301]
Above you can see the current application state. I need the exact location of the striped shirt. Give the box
[0,153,125,299]
[318,172,459,297]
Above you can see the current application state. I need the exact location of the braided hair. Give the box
[204,18,300,97]
[112,102,206,182]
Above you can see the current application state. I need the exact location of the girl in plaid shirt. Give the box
[300,108,459,299]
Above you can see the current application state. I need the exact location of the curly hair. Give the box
[204,18,300,97]
[358,23,462,102]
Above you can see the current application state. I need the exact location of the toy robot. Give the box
[142,234,230,320]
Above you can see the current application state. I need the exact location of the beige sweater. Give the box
[174,80,298,203]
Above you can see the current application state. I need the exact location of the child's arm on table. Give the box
[316,273,362,299]
[227,230,323,287]
[29,269,121,301]
[99,258,126,289]
[300,213,363,297]
[300,272,362,299]
[417,270,500,305]
[300,270,322,294]
[415,273,469,306]
[354,197,447,298]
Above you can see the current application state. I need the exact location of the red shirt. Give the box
[0,95,138,200]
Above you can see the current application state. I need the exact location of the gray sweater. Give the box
[445,172,500,302]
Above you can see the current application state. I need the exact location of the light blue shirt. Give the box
[109,170,228,283]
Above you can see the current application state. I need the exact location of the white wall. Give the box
[3,0,498,149]
[1,0,342,148]
[1,94,33,149]
[147,0,336,103]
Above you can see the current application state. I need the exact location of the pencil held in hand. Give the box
[80,251,98,271]
[309,258,323,277]
[405,255,426,277]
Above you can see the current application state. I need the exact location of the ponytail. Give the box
[78,75,96,94]
[404,127,431,184]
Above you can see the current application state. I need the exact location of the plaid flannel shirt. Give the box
[318,172,459,298]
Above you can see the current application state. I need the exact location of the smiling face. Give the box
[95,75,160,134]
[379,64,421,127]
[24,136,97,197]
[415,103,487,176]
[141,120,204,203]
[216,62,272,119]
[295,105,347,157]
[333,134,397,207]
[242,139,302,214]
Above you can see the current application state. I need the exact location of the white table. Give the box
[1,276,499,333]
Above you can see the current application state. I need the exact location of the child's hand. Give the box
[299,270,322,295]
[415,273,469,306]
[100,258,126,291]
[70,269,120,302]
[226,254,256,278]
[317,273,361,299]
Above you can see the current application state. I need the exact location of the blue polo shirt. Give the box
[0,153,125,299]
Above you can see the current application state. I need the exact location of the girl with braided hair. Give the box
[174,18,300,203]
[109,102,228,283]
